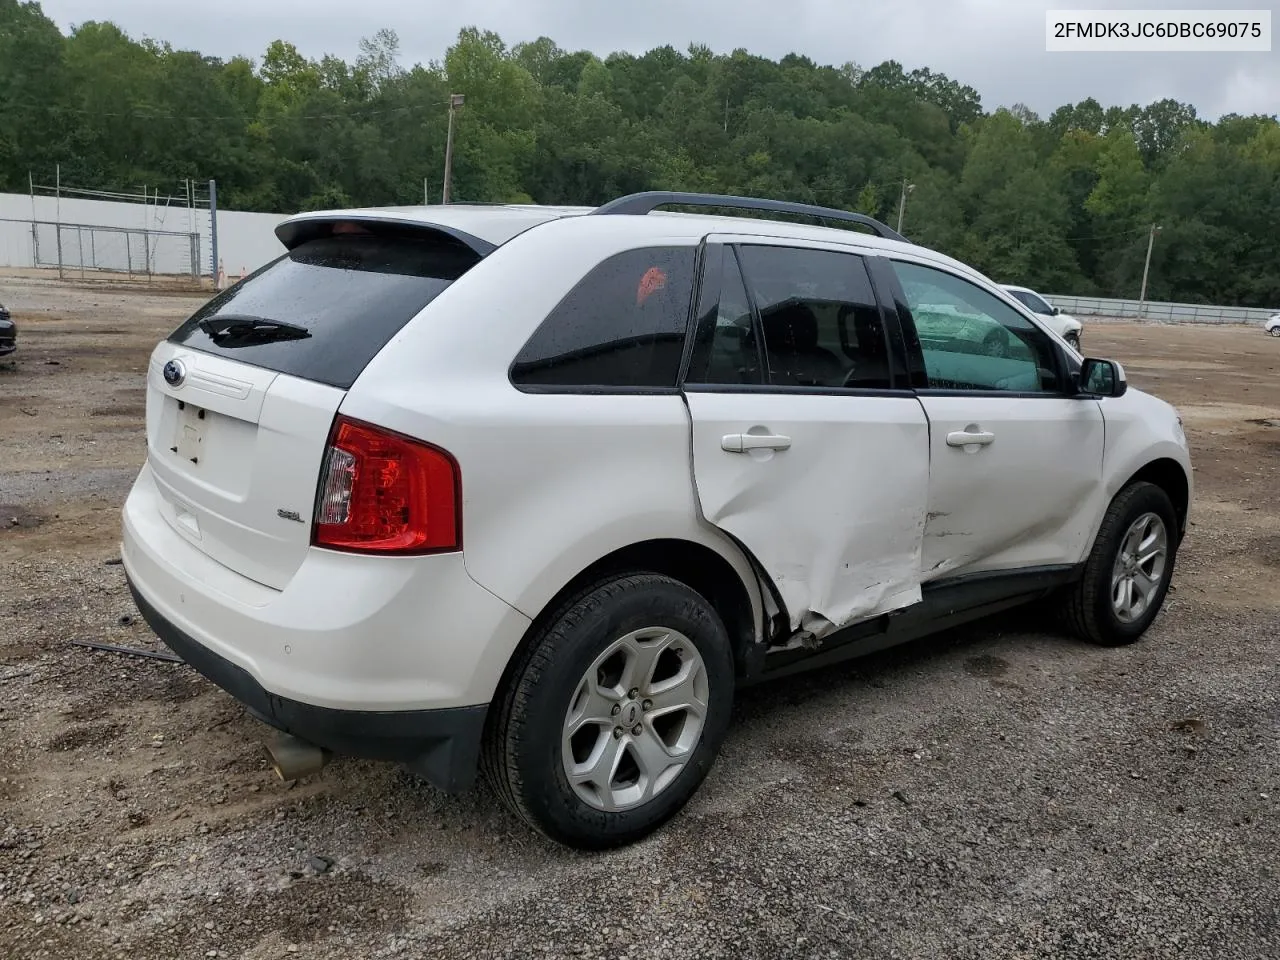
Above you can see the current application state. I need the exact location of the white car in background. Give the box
[1265,314,1280,337]
[1002,285,1083,350]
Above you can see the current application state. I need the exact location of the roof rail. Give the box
[591,191,909,243]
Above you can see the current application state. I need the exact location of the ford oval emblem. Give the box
[162,358,186,387]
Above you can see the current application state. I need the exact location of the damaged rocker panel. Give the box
[744,563,1082,684]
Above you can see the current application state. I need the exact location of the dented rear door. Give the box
[681,239,930,637]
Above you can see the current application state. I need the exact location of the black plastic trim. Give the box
[914,388,1084,401]
[593,191,909,243]
[675,238,712,385]
[682,382,915,399]
[748,564,1082,683]
[512,384,683,396]
[865,255,930,390]
[128,578,488,793]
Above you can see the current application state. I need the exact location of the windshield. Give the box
[1008,289,1054,315]
[169,233,479,389]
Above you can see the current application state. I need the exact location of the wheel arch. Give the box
[490,538,765,707]
[1124,457,1190,538]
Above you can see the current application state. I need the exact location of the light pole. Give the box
[442,93,465,204]
[896,179,915,234]
[1138,223,1161,320]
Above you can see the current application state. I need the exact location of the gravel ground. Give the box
[1,278,1279,959]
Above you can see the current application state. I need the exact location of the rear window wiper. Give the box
[198,314,312,347]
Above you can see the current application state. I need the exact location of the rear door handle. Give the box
[722,433,792,453]
[946,430,995,447]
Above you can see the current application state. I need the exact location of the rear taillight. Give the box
[312,416,460,554]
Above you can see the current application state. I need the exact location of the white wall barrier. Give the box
[0,192,287,281]
[1047,294,1278,325]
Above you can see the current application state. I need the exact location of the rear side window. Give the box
[510,246,696,390]
[741,245,892,390]
[169,232,479,389]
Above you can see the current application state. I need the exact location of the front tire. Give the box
[1269,326,1280,338]
[1064,332,1081,350]
[1061,481,1179,646]
[483,574,734,849]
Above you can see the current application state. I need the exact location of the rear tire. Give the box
[1269,326,1280,338]
[1060,481,1179,646]
[483,573,734,849]
[1064,332,1081,350]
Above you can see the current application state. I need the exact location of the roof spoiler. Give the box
[274,214,498,257]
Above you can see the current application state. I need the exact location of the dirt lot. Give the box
[1,277,1278,960]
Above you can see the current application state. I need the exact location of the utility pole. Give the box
[208,179,219,290]
[896,179,915,234]
[1138,223,1161,320]
[442,93,465,204]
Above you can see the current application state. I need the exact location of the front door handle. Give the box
[722,432,792,453]
[946,430,995,448]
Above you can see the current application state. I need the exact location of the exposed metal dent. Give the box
[799,611,837,639]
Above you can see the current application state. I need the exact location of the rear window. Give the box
[169,232,479,389]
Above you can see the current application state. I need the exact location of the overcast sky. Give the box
[39,0,1280,120]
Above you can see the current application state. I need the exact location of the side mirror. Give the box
[1052,306,1061,315]
[1077,357,1127,398]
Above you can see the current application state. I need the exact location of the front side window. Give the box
[891,261,1061,393]
[736,245,892,390]
[510,246,696,389]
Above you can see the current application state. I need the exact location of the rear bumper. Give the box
[121,461,534,790]
[129,579,487,791]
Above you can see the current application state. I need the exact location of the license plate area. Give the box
[173,400,207,464]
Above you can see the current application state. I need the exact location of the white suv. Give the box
[122,192,1192,849]
[1000,285,1084,350]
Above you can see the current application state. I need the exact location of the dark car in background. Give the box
[0,302,15,356]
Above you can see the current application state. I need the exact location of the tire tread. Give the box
[1061,481,1175,646]
[481,573,693,843]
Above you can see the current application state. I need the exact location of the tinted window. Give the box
[685,247,763,385]
[170,233,478,389]
[737,245,891,390]
[891,261,1061,393]
[510,247,695,389]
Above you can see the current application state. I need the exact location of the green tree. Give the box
[0,14,1274,306]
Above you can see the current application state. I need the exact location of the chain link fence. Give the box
[27,219,201,284]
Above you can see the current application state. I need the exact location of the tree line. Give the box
[2,1,1277,306]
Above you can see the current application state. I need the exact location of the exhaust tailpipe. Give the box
[264,733,330,781]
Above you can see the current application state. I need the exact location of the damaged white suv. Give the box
[122,192,1192,849]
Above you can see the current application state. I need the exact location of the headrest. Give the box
[853,309,884,355]
[761,302,819,351]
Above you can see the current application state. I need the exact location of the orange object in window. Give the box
[636,266,668,306]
